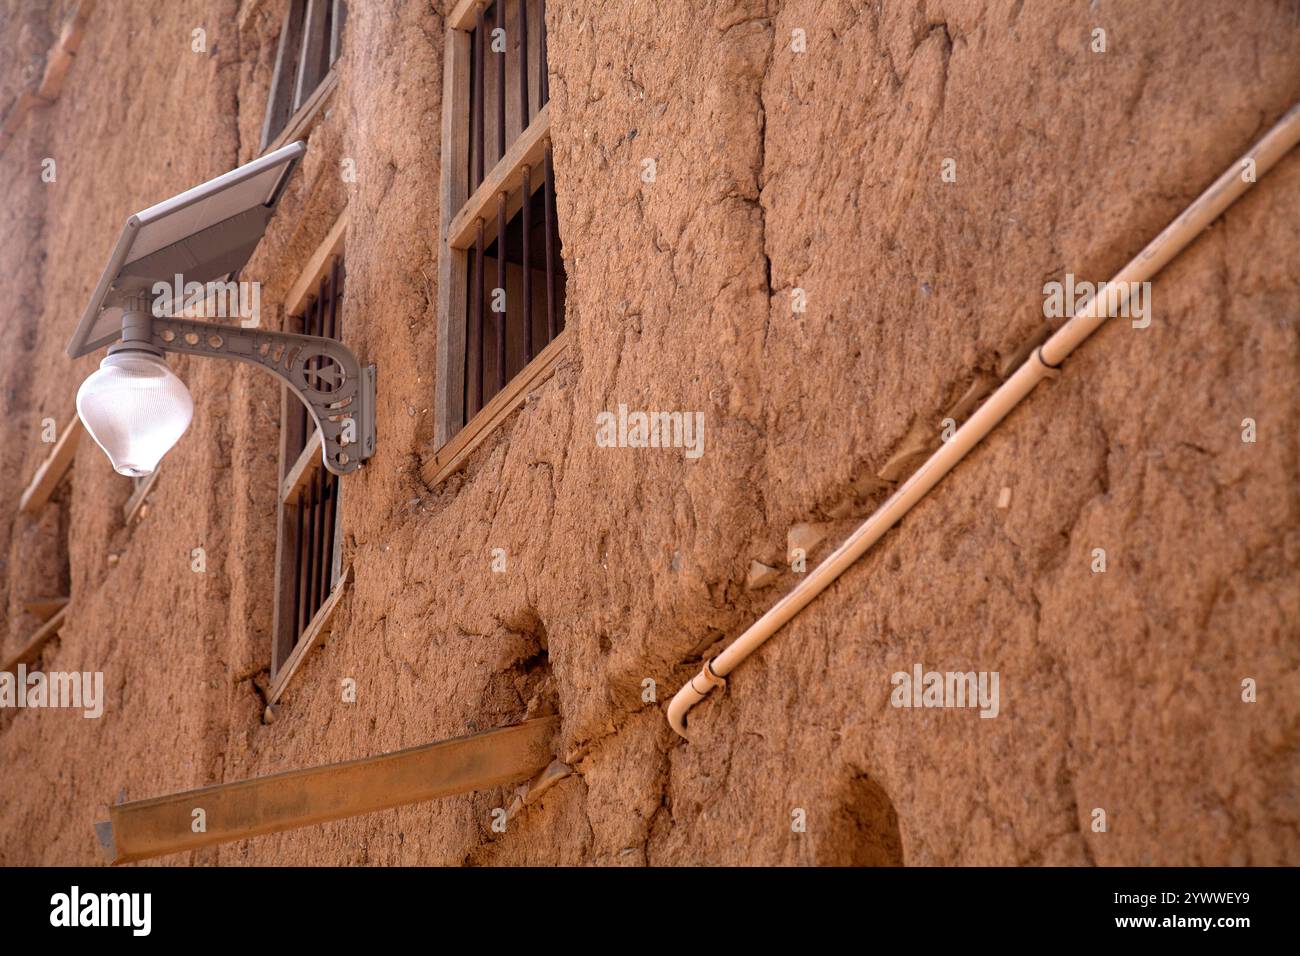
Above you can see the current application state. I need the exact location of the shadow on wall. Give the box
[819,772,904,867]
[479,606,557,726]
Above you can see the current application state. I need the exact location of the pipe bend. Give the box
[667,661,726,739]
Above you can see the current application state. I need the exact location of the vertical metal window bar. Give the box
[290,473,305,648]
[539,0,548,106]
[309,288,324,635]
[261,0,306,151]
[296,293,318,638]
[522,164,533,363]
[543,141,557,341]
[313,276,329,616]
[471,218,485,417]
[329,0,347,65]
[474,4,485,189]
[299,485,312,638]
[496,2,506,163]
[317,259,340,608]
[518,0,530,127]
[496,191,507,393]
[293,0,332,113]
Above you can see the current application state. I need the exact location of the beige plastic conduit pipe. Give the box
[668,102,1300,740]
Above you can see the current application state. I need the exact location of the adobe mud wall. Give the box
[1,0,1297,865]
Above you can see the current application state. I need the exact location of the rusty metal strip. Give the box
[95,716,559,864]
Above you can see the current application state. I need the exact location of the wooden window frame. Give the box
[430,0,567,486]
[269,212,350,697]
[260,0,346,154]
[1,607,68,676]
[10,436,74,674]
[19,417,81,514]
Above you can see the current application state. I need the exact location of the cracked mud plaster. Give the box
[1,0,1298,866]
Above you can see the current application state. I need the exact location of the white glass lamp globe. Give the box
[76,351,194,477]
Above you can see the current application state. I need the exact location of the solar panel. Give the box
[66,141,306,358]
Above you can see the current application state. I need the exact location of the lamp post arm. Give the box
[146,315,376,476]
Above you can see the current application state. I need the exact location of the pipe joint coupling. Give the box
[691,659,727,695]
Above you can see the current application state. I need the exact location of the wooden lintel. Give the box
[19,417,83,513]
[96,715,560,864]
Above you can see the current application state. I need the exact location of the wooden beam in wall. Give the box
[94,715,560,864]
[19,417,83,513]
[2,607,68,675]
[35,4,92,102]
[0,0,97,155]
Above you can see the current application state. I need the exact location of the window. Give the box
[431,0,566,483]
[270,244,347,685]
[260,0,347,152]
[8,419,75,674]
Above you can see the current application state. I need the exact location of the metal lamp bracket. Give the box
[113,300,375,476]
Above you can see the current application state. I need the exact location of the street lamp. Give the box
[66,142,375,478]
[76,350,193,477]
